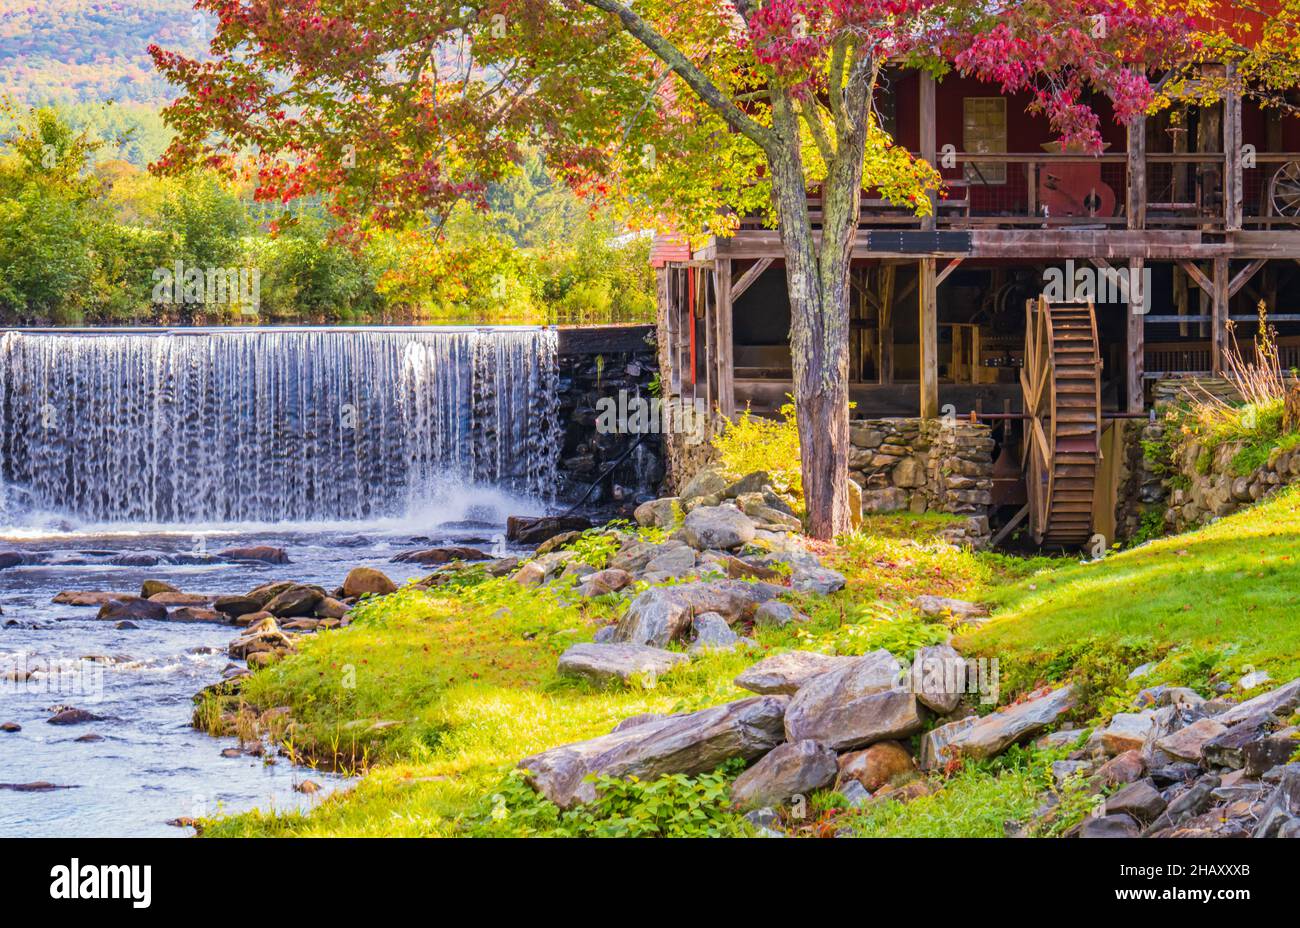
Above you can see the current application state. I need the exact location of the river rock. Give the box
[1079,813,1140,838]
[643,544,696,577]
[1105,779,1167,823]
[140,580,179,598]
[506,515,591,546]
[836,740,916,792]
[96,598,167,622]
[519,695,788,808]
[48,708,103,725]
[753,600,802,628]
[314,597,350,619]
[212,595,261,618]
[0,552,24,570]
[1100,712,1156,755]
[790,565,846,595]
[614,580,783,647]
[341,567,398,598]
[147,592,214,606]
[919,716,979,770]
[731,739,837,809]
[1092,750,1147,789]
[263,585,322,618]
[911,595,989,620]
[944,685,1075,759]
[556,643,688,685]
[228,617,295,660]
[53,591,132,607]
[168,606,227,623]
[391,547,488,565]
[247,581,297,608]
[576,568,632,598]
[1,722,21,733]
[218,545,289,564]
[784,650,925,750]
[682,506,755,551]
[634,497,681,529]
[734,651,858,696]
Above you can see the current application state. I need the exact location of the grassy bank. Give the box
[200,488,1300,837]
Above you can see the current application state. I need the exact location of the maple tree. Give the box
[151,1,1192,537]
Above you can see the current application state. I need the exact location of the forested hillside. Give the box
[0,0,201,106]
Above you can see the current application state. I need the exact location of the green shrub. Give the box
[712,400,803,499]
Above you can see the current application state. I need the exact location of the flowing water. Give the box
[0,327,563,836]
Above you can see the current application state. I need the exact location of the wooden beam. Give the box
[1127,113,1147,230]
[877,264,895,385]
[1212,256,1230,373]
[919,72,937,233]
[1178,259,1214,295]
[1228,258,1266,299]
[1224,62,1244,232]
[730,257,773,302]
[919,258,939,418]
[1127,258,1145,413]
[935,257,965,287]
[715,258,735,418]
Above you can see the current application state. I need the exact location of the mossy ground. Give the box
[200,487,1300,837]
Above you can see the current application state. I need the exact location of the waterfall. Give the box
[0,328,562,526]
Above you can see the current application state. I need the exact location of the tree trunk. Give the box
[767,94,859,540]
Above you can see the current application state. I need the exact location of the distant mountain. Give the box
[0,0,205,106]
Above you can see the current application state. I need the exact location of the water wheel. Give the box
[1269,161,1300,217]
[1020,297,1102,547]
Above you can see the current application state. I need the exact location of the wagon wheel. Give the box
[1020,297,1102,547]
[1270,161,1300,217]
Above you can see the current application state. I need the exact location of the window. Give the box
[963,97,1007,185]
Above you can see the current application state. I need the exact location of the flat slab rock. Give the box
[557,643,688,685]
[945,685,1075,760]
[519,695,788,809]
[734,651,858,696]
[614,580,784,648]
[783,650,925,750]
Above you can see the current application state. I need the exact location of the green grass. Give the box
[964,484,1300,691]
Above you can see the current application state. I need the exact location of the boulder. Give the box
[1079,814,1140,838]
[213,595,262,618]
[1217,678,1300,726]
[53,591,132,607]
[753,600,802,628]
[682,506,755,551]
[783,650,926,750]
[836,741,916,792]
[688,612,742,653]
[1105,779,1167,823]
[263,585,323,618]
[861,487,907,514]
[314,597,350,619]
[736,493,801,531]
[48,708,103,725]
[731,740,838,809]
[519,695,788,808]
[1100,712,1156,756]
[168,607,227,623]
[846,480,862,530]
[680,466,729,502]
[643,544,696,577]
[246,581,297,608]
[576,568,633,598]
[614,580,783,647]
[911,595,988,620]
[140,580,179,598]
[391,547,489,565]
[634,497,681,529]
[1092,750,1147,790]
[506,515,591,546]
[147,592,214,606]
[790,565,846,596]
[96,598,166,622]
[909,644,966,714]
[228,618,295,660]
[217,546,289,564]
[919,716,979,771]
[342,567,398,597]
[734,651,858,696]
[556,643,688,685]
[945,686,1075,760]
[1154,716,1228,763]
[0,552,24,570]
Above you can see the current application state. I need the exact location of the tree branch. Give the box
[580,0,775,153]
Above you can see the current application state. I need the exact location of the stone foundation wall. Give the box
[849,418,995,542]
[1163,437,1300,531]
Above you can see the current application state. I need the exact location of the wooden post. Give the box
[1127,113,1147,230]
[919,258,939,419]
[1173,264,1190,338]
[1224,62,1243,232]
[1212,256,1230,373]
[877,263,895,385]
[920,72,937,231]
[715,258,735,419]
[1127,258,1145,413]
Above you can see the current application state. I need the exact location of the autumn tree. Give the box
[152,1,1190,537]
